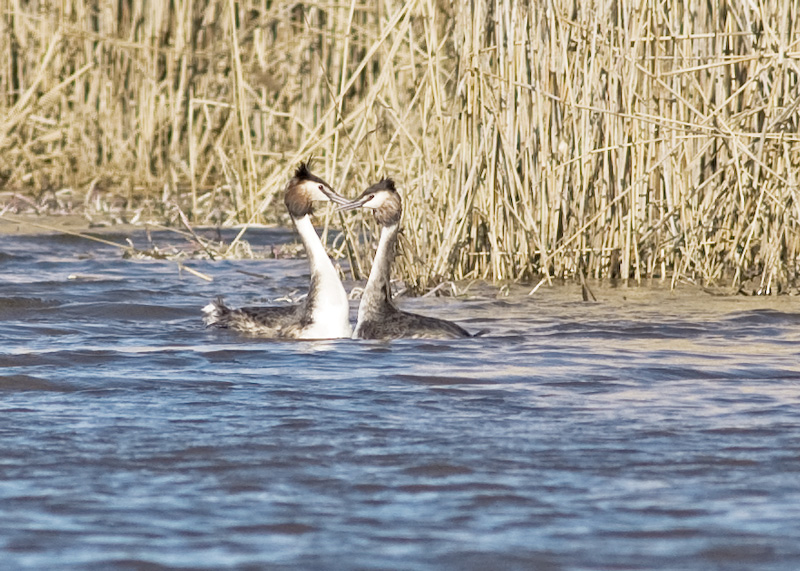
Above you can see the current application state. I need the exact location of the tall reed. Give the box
[1,1,798,292]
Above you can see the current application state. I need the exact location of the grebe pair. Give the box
[203,165,472,340]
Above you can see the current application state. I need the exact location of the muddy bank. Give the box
[0,213,143,236]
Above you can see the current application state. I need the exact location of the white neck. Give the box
[292,215,352,338]
[357,223,398,325]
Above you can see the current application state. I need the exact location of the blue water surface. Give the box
[1,228,800,570]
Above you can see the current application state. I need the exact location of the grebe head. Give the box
[284,163,349,217]
[338,178,402,226]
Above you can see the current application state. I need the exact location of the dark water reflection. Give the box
[2,229,800,570]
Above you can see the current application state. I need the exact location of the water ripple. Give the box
[1,231,800,569]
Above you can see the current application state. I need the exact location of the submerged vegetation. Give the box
[1,1,799,293]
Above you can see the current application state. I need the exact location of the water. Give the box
[2,228,800,570]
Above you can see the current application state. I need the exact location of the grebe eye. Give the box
[369,194,375,200]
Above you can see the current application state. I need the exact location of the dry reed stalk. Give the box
[0,1,798,293]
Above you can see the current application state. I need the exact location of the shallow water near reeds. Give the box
[2,228,800,570]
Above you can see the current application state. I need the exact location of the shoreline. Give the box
[2,212,798,298]
[0,213,142,236]
[0,212,280,237]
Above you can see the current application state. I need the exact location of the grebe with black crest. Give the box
[203,163,352,339]
[339,178,475,340]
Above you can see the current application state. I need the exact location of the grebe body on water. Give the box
[203,164,352,339]
[340,179,472,340]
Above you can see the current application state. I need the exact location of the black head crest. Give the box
[360,178,396,197]
[292,161,328,188]
[295,162,312,181]
[284,161,343,217]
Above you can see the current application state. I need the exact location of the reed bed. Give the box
[1,0,799,293]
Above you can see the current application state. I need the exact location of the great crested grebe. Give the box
[339,178,473,340]
[203,163,352,339]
